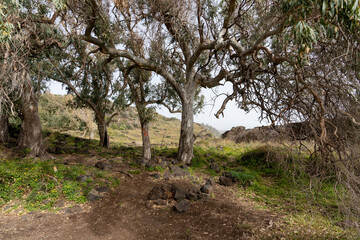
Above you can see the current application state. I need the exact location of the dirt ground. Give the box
[0,155,281,240]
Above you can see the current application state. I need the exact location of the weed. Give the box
[128,170,141,175]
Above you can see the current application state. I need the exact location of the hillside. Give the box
[39,93,215,147]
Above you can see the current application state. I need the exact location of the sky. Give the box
[48,81,266,132]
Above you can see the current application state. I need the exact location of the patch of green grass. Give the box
[145,166,166,172]
[128,170,141,175]
[230,170,258,186]
[0,158,116,212]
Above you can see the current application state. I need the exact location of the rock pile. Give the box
[218,172,239,186]
[146,179,215,212]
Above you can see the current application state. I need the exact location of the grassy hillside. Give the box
[39,92,215,147]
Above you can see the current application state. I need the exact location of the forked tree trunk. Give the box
[96,115,109,148]
[177,97,195,164]
[0,113,9,143]
[18,79,44,157]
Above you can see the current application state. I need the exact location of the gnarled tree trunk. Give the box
[0,113,9,143]
[96,114,109,148]
[18,79,44,157]
[177,96,195,164]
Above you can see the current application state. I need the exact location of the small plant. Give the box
[128,170,141,175]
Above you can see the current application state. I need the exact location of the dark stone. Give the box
[95,185,110,193]
[158,160,169,168]
[170,165,190,178]
[154,158,170,168]
[222,171,233,178]
[174,187,187,201]
[95,161,112,171]
[219,176,234,186]
[169,165,182,172]
[148,185,173,200]
[65,205,82,214]
[206,178,216,186]
[200,184,213,194]
[180,164,189,169]
[148,186,164,200]
[150,173,161,179]
[87,189,105,201]
[77,175,92,182]
[173,200,190,212]
[186,187,199,201]
[197,193,210,202]
[153,199,167,205]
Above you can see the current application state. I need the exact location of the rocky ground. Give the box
[0,153,282,240]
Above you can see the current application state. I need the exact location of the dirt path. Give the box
[0,163,279,240]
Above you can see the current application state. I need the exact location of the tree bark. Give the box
[96,115,109,148]
[140,118,151,162]
[18,79,44,157]
[177,96,195,164]
[0,113,9,143]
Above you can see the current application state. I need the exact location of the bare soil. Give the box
[0,154,281,240]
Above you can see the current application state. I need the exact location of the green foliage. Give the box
[282,0,360,58]
[0,0,18,42]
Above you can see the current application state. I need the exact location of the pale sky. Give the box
[48,81,265,132]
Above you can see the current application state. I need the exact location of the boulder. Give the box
[200,184,213,194]
[174,187,187,201]
[219,176,234,186]
[77,175,92,182]
[95,161,112,171]
[205,178,216,186]
[148,185,173,200]
[150,173,161,179]
[186,188,199,201]
[197,193,210,202]
[87,189,105,201]
[170,165,190,178]
[173,200,190,212]
[65,205,82,214]
[95,185,110,193]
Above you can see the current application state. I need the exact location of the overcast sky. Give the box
[48,81,265,132]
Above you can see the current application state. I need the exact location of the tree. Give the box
[49,38,126,148]
[120,65,182,163]
[67,0,221,163]
[65,0,360,166]
[0,0,65,156]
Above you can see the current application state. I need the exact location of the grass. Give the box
[187,141,354,238]
[0,157,116,212]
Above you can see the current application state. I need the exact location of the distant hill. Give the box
[199,123,222,138]
[221,123,316,143]
[39,93,214,146]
